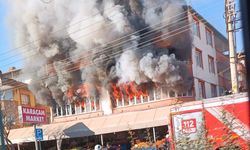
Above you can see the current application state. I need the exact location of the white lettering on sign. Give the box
[22,108,45,116]
[181,118,197,134]
[172,112,203,141]
[25,115,45,122]
[19,106,47,124]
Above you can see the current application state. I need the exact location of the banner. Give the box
[18,106,47,124]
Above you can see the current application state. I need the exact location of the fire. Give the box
[111,83,123,100]
[67,84,94,102]
[111,82,149,101]
[67,82,149,106]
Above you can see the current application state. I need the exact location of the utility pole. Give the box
[225,0,239,93]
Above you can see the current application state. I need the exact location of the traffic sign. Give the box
[35,128,43,141]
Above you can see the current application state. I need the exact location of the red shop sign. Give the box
[18,106,47,124]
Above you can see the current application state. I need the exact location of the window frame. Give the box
[198,80,206,99]
[195,48,203,68]
[205,27,213,47]
[192,16,200,38]
[20,94,30,105]
[210,84,217,97]
[208,55,216,74]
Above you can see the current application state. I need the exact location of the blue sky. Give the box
[0,0,244,72]
[0,0,22,72]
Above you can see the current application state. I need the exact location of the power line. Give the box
[1,9,191,66]
[2,2,224,71]
[0,0,223,90]
[1,18,191,88]
[0,0,222,62]
[1,15,224,90]
[0,1,168,59]
[0,0,226,88]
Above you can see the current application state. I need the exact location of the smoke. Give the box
[7,0,192,113]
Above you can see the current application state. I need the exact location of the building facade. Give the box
[0,68,51,128]
[6,7,233,150]
[189,8,230,100]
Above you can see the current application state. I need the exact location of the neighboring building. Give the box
[189,7,230,99]
[7,7,234,150]
[0,68,51,128]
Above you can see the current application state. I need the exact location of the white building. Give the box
[189,7,229,100]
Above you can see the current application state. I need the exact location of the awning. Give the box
[9,106,170,144]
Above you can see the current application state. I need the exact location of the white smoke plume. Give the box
[6,0,192,112]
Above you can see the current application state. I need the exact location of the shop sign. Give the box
[18,106,46,124]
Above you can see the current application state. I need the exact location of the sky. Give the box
[0,0,23,72]
[0,0,244,73]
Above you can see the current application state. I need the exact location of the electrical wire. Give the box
[1,0,224,68]
[1,15,224,91]
[0,0,223,62]
[0,1,172,59]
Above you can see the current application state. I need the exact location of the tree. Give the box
[0,101,16,150]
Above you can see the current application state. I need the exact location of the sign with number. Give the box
[172,111,204,141]
[35,128,43,141]
[181,118,197,134]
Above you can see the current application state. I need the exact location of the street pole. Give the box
[225,0,239,93]
[34,124,39,150]
[100,134,104,146]
[152,127,156,143]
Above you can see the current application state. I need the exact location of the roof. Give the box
[0,78,27,91]
[187,6,228,44]
[9,106,170,144]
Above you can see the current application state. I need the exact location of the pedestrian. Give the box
[164,132,171,150]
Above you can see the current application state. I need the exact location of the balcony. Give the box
[53,87,194,123]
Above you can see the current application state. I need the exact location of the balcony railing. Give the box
[55,87,193,117]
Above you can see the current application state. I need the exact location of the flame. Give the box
[68,82,149,105]
[67,84,93,103]
[111,83,123,100]
[111,82,149,101]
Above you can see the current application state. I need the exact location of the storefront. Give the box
[14,125,168,150]
[9,106,170,149]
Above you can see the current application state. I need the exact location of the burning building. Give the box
[8,0,193,115]
[6,0,231,149]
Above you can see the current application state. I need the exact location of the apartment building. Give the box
[189,8,230,100]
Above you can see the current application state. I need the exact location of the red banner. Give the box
[18,106,47,124]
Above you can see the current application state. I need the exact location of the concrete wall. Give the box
[189,13,220,100]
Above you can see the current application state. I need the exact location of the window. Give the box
[211,84,217,97]
[192,16,200,37]
[198,80,206,99]
[195,48,203,68]
[206,28,213,46]
[21,94,30,105]
[169,90,176,97]
[219,87,225,96]
[208,56,215,73]
[177,88,193,97]
[0,90,14,100]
